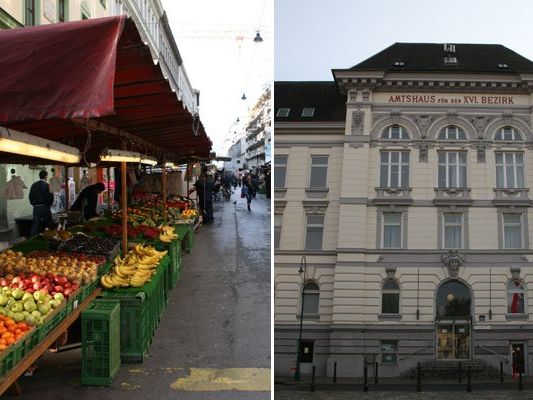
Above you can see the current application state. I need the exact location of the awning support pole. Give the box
[162,160,168,222]
[121,162,128,254]
[64,166,69,210]
[107,167,111,210]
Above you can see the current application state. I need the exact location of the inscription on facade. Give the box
[387,94,515,105]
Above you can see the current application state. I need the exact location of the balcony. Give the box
[373,187,412,205]
[433,188,472,206]
[493,188,532,206]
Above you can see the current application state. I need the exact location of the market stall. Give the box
[0,15,210,393]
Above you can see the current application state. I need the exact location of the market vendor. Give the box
[70,182,106,221]
[188,167,214,224]
[29,170,56,236]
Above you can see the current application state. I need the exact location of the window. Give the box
[381,279,400,314]
[100,0,107,8]
[382,212,402,248]
[495,126,522,141]
[507,280,526,314]
[305,215,324,250]
[274,155,287,188]
[299,341,314,363]
[309,156,328,188]
[496,152,524,188]
[443,213,463,249]
[274,214,282,249]
[302,282,320,317]
[382,125,409,140]
[381,341,398,364]
[438,126,466,140]
[380,151,409,188]
[302,108,315,117]
[276,108,290,117]
[25,0,35,26]
[81,1,90,19]
[503,213,523,249]
[58,0,67,22]
[438,152,467,188]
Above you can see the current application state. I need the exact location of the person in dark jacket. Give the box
[29,170,56,236]
[189,167,215,224]
[70,182,106,221]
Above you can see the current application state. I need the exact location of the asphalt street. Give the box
[275,391,533,400]
[10,193,271,399]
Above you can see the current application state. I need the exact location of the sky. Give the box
[275,0,533,81]
[161,0,273,155]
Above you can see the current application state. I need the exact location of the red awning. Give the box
[0,16,211,163]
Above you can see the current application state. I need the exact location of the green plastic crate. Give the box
[100,292,151,363]
[81,299,121,386]
[37,302,69,342]
[0,344,19,376]
[17,327,40,360]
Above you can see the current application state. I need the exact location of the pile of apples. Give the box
[0,273,80,299]
[0,286,65,327]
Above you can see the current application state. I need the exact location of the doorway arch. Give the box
[435,279,473,360]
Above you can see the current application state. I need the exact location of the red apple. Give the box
[33,282,41,291]
[54,285,63,292]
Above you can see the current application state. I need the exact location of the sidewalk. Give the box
[14,195,271,399]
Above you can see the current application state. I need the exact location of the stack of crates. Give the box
[81,299,121,386]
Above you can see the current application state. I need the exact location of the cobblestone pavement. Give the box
[275,390,533,400]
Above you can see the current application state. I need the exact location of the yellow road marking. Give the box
[171,368,271,392]
[120,382,141,390]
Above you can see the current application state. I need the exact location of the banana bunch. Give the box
[159,225,178,243]
[181,209,197,218]
[100,244,168,289]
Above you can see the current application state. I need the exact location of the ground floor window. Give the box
[381,341,398,364]
[507,279,526,315]
[299,341,314,363]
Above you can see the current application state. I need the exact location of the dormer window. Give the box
[495,126,522,141]
[444,57,457,65]
[382,124,409,140]
[498,63,509,68]
[393,61,404,67]
[276,108,290,117]
[302,108,315,117]
[438,126,466,140]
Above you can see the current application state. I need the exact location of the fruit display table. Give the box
[0,288,101,396]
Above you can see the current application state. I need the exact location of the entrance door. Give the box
[436,320,471,360]
[511,343,526,375]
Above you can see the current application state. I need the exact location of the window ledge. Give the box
[297,314,320,321]
[274,188,287,193]
[305,188,329,193]
[378,314,402,320]
[505,313,529,320]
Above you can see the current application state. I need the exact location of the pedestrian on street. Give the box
[265,170,271,199]
[29,170,56,236]
[251,172,259,199]
[189,166,214,224]
[242,173,254,211]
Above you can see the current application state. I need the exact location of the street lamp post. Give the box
[294,255,307,381]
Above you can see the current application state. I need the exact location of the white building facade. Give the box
[274,43,533,378]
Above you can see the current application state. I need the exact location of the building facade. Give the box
[274,43,533,378]
[245,87,272,170]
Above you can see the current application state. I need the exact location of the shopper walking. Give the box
[242,173,254,211]
[189,166,214,224]
[29,170,56,236]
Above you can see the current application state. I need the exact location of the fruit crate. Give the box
[155,240,181,292]
[99,292,151,363]
[16,326,40,360]
[81,299,121,386]
[99,256,170,362]
[0,343,19,376]
[36,301,69,342]
[173,224,193,253]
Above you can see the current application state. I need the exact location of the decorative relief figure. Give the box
[441,250,465,278]
[417,142,429,162]
[390,109,401,123]
[414,114,434,138]
[476,144,487,163]
[385,266,397,279]
[469,115,491,139]
[351,105,364,135]
[511,266,521,279]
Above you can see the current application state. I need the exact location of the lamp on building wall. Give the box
[100,149,142,163]
[0,127,81,163]
[241,93,247,100]
[253,30,263,43]
[294,255,308,382]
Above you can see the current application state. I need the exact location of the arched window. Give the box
[435,280,471,318]
[302,281,320,317]
[495,126,523,141]
[438,126,466,140]
[507,279,526,314]
[382,125,409,140]
[381,279,400,314]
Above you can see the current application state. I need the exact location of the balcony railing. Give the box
[110,0,198,114]
[434,187,472,205]
[373,187,412,205]
[493,188,531,206]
